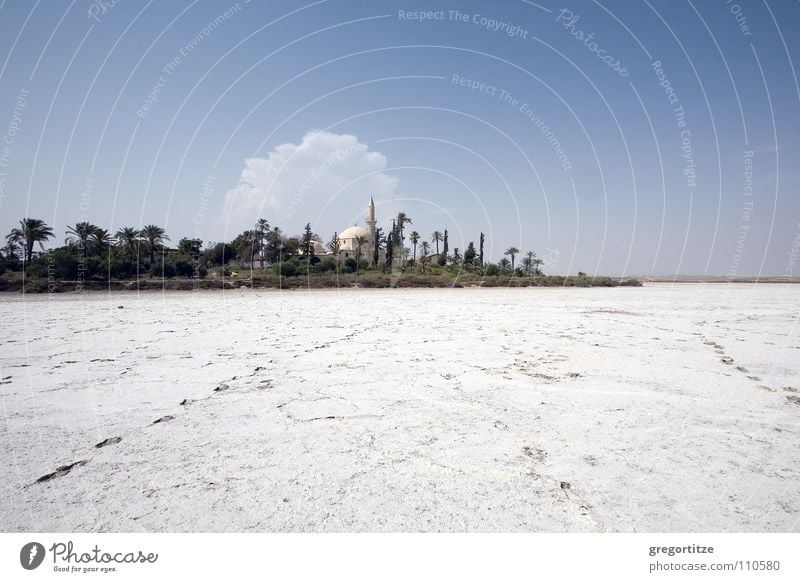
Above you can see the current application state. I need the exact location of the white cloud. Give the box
[221,130,398,236]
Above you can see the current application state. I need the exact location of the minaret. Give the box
[366,196,376,239]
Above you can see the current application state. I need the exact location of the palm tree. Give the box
[504,247,520,272]
[498,257,512,272]
[401,246,410,265]
[2,240,21,262]
[409,231,420,263]
[4,230,23,262]
[65,221,98,253]
[396,212,412,244]
[353,235,366,276]
[521,251,534,276]
[419,241,431,274]
[141,224,169,264]
[233,230,258,267]
[431,231,442,257]
[115,227,141,259]
[9,218,54,262]
[91,228,114,255]
[255,218,269,268]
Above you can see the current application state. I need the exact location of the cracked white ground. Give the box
[1,284,798,532]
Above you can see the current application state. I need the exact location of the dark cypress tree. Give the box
[439,229,448,266]
[301,223,315,260]
[372,227,383,267]
[385,237,394,271]
[479,232,485,266]
[390,219,400,247]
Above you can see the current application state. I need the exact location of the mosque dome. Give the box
[337,199,376,254]
[339,226,370,240]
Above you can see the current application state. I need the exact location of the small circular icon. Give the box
[20,542,46,570]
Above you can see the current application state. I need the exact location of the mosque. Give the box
[265,197,385,266]
[336,197,378,262]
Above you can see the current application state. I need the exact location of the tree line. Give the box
[1,215,545,280]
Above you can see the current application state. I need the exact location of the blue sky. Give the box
[0,0,798,275]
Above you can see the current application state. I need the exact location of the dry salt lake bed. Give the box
[1,283,798,532]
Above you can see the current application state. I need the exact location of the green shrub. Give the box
[0,257,19,273]
[23,261,49,278]
[271,261,298,277]
[149,261,176,278]
[315,257,337,272]
[202,242,236,267]
[343,257,358,273]
[24,249,85,280]
[174,260,195,278]
[109,258,139,279]
[484,263,501,276]
[51,251,79,279]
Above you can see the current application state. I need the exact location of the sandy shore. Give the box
[1,284,798,532]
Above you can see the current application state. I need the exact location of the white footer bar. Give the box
[1,533,796,581]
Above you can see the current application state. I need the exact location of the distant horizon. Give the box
[4,210,800,279]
